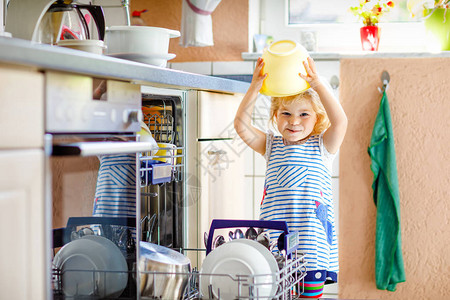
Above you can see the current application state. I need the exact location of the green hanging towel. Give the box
[368,91,406,291]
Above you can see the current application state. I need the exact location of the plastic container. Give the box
[260,40,310,97]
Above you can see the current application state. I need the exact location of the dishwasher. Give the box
[48,78,187,299]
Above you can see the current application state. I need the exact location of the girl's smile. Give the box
[276,100,317,143]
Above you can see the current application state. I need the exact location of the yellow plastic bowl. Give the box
[260,40,310,97]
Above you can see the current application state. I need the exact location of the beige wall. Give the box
[130,0,248,62]
[339,58,450,299]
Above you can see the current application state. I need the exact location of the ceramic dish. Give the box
[81,235,128,297]
[53,235,128,298]
[232,239,279,297]
[200,239,277,299]
[107,52,176,67]
[234,238,279,274]
[261,40,310,97]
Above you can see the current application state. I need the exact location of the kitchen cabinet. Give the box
[0,150,46,299]
[185,90,254,267]
[197,138,252,241]
[0,66,47,300]
[0,65,45,149]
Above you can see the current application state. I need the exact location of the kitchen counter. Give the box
[0,37,250,94]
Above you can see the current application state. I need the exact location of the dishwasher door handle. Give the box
[52,141,157,156]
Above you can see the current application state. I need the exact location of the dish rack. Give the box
[139,219,308,299]
[140,101,184,186]
[155,249,307,300]
[187,219,307,299]
[52,220,307,300]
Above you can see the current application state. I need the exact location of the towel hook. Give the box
[378,70,390,94]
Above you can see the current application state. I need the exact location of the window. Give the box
[287,0,414,25]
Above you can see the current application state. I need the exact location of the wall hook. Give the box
[378,70,390,94]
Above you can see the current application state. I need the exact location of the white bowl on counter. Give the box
[105,26,180,67]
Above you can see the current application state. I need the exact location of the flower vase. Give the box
[360,26,380,51]
[424,8,450,51]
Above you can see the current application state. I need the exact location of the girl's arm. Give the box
[300,57,348,154]
[234,58,268,155]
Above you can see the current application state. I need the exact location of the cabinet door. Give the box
[197,139,253,263]
[0,66,44,149]
[0,150,47,300]
[197,91,243,139]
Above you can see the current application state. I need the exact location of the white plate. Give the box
[229,239,279,298]
[53,235,128,298]
[81,235,128,297]
[107,52,176,67]
[200,239,277,299]
[233,239,279,279]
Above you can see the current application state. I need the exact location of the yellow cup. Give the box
[260,40,310,97]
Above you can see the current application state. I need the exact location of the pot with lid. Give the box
[139,241,191,299]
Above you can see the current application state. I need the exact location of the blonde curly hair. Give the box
[269,89,330,135]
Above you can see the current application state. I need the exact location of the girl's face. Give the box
[276,99,317,143]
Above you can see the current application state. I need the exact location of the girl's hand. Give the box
[299,57,321,89]
[250,57,268,91]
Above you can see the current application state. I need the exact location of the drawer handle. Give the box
[207,150,227,155]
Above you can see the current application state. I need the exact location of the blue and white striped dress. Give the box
[260,133,338,283]
[93,154,137,219]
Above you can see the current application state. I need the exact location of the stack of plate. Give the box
[53,235,128,298]
[200,239,278,299]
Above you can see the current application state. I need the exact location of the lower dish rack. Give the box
[52,219,307,299]
[141,249,307,300]
[52,249,305,300]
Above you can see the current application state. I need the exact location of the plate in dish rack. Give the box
[200,239,277,299]
[107,52,176,67]
[53,235,128,298]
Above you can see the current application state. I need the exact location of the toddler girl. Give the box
[234,57,347,298]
